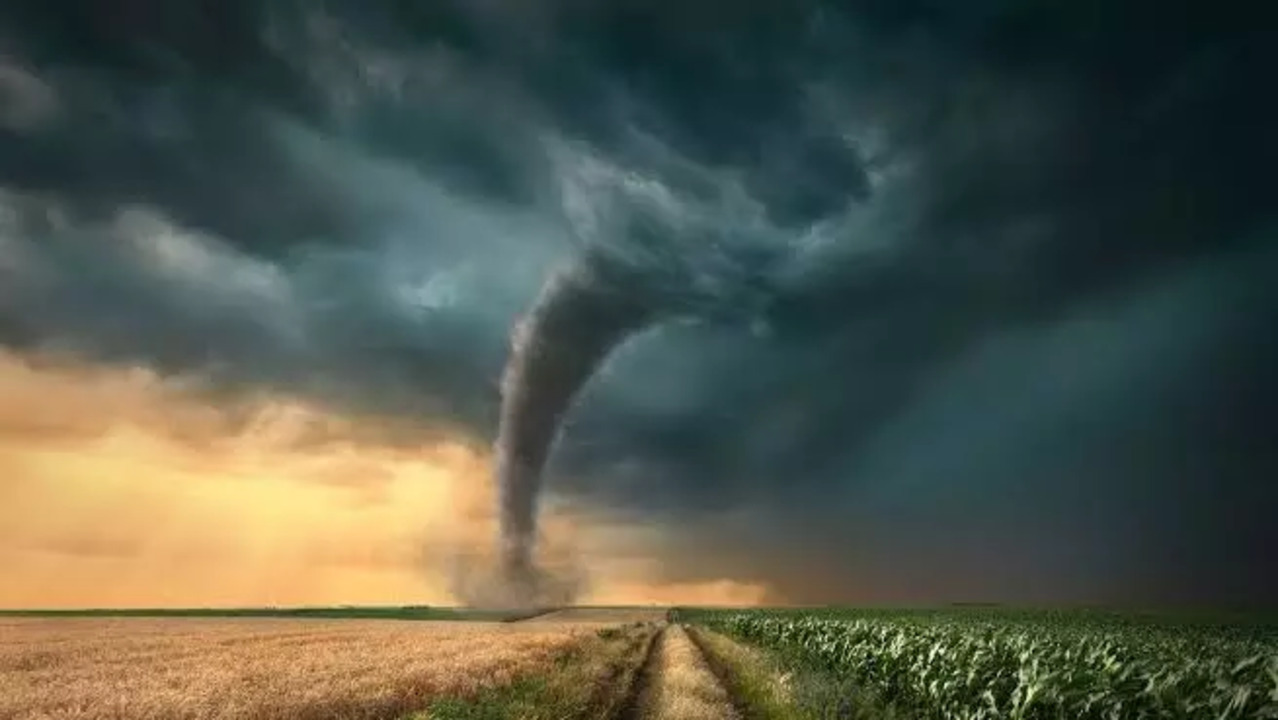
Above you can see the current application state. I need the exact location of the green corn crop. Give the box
[688,609,1278,720]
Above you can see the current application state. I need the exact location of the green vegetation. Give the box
[677,608,1278,720]
[683,624,806,720]
[0,605,547,621]
[677,606,1278,634]
[686,623,907,720]
[419,674,557,720]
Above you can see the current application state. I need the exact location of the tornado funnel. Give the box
[493,257,656,601]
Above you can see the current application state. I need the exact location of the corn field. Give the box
[699,610,1278,720]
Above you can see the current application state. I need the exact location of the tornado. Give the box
[494,254,657,603]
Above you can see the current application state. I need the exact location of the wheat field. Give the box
[0,617,590,720]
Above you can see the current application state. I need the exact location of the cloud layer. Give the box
[0,0,1274,605]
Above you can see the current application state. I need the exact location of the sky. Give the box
[0,0,1274,608]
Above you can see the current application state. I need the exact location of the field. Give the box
[3,607,1276,719]
[0,616,590,720]
[678,607,1278,720]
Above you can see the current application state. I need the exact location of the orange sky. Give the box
[0,349,766,608]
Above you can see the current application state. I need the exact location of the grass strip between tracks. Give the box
[687,625,903,720]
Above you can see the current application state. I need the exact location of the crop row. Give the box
[697,611,1278,720]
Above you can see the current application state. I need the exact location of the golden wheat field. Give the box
[0,617,591,720]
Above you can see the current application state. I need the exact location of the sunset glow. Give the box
[0,350,764,608]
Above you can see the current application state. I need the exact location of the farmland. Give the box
[0,616,593,720]
[677,607,1278,720]
[3,607,1276,719]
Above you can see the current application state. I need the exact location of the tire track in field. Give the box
[682,625,757,719]
[613,622,665,720]
[620,623,743,720]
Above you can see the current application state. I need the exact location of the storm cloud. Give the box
[0,0,1274,606]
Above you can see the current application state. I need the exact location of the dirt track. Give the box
[516,616,746,720]
[623,623,740,720]
[515,609,744,718]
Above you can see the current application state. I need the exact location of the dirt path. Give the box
[619,624,742,720]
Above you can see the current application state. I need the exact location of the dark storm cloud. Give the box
[614,240,1278,606]
[0,0,1274,604]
